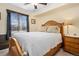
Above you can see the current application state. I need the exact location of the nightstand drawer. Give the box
[64,36,79,55]
[64,37,79,44]
[64,42,79,49]
[64,46,79,55]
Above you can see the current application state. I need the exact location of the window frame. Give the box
[6,9,29,39]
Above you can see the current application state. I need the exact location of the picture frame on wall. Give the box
[31,19,36,24]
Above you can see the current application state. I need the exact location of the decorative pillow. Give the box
[47,26,60,33]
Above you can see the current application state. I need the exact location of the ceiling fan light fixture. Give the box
[24,3,47,9]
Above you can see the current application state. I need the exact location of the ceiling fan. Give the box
[24,3,47,9]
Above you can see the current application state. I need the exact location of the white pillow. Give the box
[41,26,47,32]
[47,26,60,33]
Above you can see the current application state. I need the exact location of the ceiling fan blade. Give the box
[34,5,37,9]
[39,3,47,5]
[24,3,30,5]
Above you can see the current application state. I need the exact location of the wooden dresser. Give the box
[64,35,79,55]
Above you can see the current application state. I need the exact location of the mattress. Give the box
[12,31,62,56]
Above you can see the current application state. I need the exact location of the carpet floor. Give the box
[0,48,73,56]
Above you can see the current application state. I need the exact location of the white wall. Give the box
[33,4,79,36]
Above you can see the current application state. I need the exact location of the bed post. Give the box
[9,37,23,56]
[60,23,64,48]
[60,23,64,40]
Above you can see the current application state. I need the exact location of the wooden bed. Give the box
[9,20,63,56]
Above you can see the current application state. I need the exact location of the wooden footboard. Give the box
[9,37,23,56]
[9,37,62,56]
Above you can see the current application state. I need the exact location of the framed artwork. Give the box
[31,19,36,24]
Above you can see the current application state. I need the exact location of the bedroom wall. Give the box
[0,3,79,36]
[33,4,79,36]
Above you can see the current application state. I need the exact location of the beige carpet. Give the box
[0,48,73,56]
[55,49,73,56]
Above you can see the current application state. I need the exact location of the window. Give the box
[7,10,29,39]
[10,13,28,31]
[19,14,27,31]
[11,12,18,31]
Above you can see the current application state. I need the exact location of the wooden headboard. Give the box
[42,20,64,38]
[42,20,61,27]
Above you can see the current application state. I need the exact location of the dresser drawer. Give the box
[64,42,79,49]
[64,46,79,55]
[64,45,79,53]
[64,37,79,44]
[64,47,79,55]
[64,36,79,55]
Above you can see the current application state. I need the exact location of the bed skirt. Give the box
[44,43,62,56]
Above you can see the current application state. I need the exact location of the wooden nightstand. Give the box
[64,35,79,55]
